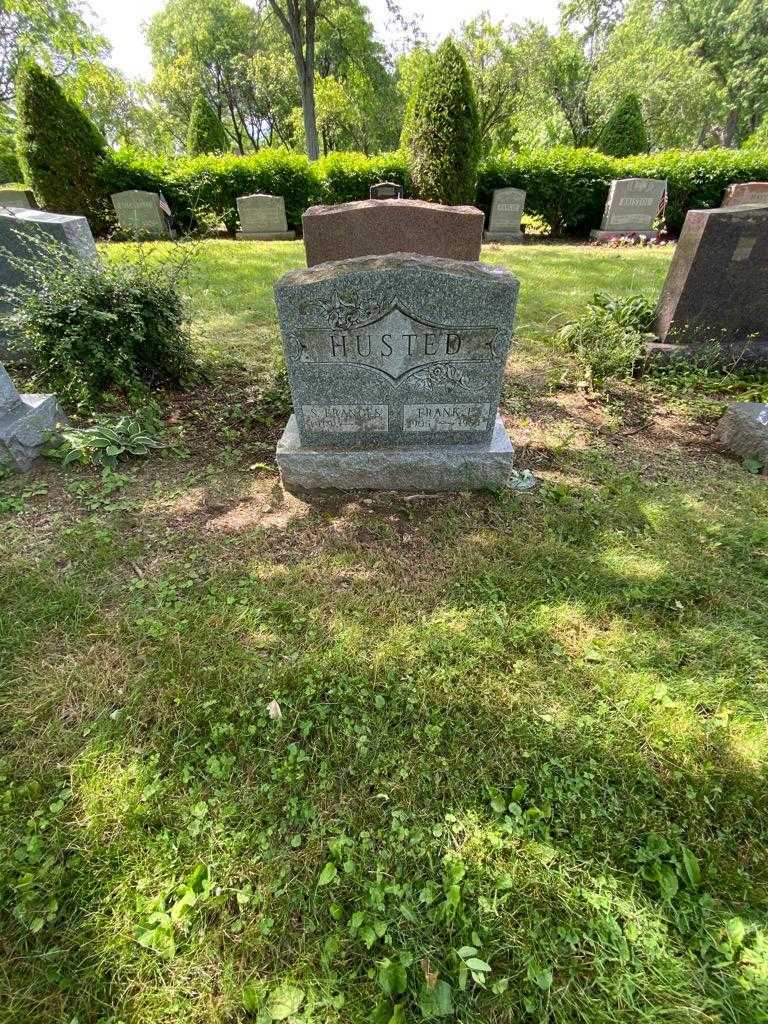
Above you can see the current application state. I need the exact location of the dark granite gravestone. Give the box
[484,187,526,243]
[274,253,531,492]
[369,181,403,200]
[647,206,768,365]
[111,190,174,239]
[591,177,667,241]
[236,193,295,240]
[0,208,97,361]
[721,182,768,208]
[0,188,37,210]
[302,199,483,267]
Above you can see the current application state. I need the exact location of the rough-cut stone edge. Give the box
[0,392,68,471]
[236,231,296,241]
[714,402,768,462]
[276,413,535,493]
[276,250,516,289]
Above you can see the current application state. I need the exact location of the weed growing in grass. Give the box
[558,293,656,386]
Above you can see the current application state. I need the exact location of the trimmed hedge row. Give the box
[97,145,768,238]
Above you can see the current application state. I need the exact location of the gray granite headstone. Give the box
[0,208,98,361]
[274,252,530,492]
[111,190,174,239]
[484,187,525,243]
[235,194,295,240]
[0,188,37,210]
[369,181,403,200]
[0,362,67,470]
[591,178,667,240]
[647,205,768,365]
[721,182,768,208]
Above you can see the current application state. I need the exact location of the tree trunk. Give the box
[722,107,739,148]
[300,65,320,160]
[268,0,320,161]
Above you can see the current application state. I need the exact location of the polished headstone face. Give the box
[302,199,484,266]
[488,187,526,233]
[721,182,768,208]
[0,188,37,210]
[274,253,519,449]
[600,178,667,232]
[236,193,288,233]
[369,181,403,200]
[656,206,768,357]
[111,190,172,238]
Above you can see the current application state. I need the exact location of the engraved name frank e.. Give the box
[292,306,499,382]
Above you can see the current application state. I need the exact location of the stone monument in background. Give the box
[274,252,526,492]
[302,199,484,266]
[236,193,295,240]
[0,207,98,361]
[591,178,667,241]
[648,205,768,365]
[111,190,175,239]
[0,188,37,210]
[721,182,768,208]
[484,187,526,242]
[0,363,67,470]
[369,181,403,200]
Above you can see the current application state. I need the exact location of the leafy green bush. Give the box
[46,414,166,467]
[597,94,648,157]
[401,39,480,205]
[2,235,195,407]
[15,63,108,231]
[315,151,409,205]
[558,292,656,385]
[187,95,228,156]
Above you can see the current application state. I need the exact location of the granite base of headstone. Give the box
[369,181,403,200]
[302,199,484,267]
[236,193,295,240]
[0,188,37,210]
[645,206,768,366]
[590,177,667,241]
[484,187,526,243]
[721,183,768,208]
[715,403,768,466]
[0,208,98,362]
[273,252,532,493]
[111,190,175,239]
[0,363,67,470]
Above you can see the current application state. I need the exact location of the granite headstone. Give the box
[369,181,403,200]
[591,178,667,241]
[111,190,174,239]
[721,182,768,208]
[302,199,484,267]
[274,252,527,492]
[716,403,768,465]
[0,362,67,470]
[236,193,295,240]
[0,208,98,361]
[0,188,37,210]
[648,206,768,365]
[484,187,526,243]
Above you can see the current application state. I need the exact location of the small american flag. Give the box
[158,192,172,217]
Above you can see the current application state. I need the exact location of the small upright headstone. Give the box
[0,362,67,470]
[235,194,295,240]
[591,178,667,241]
[274,252,528,492]
[369,181,403,200]
[302,199,484,267]
[111,190,174,239]
[484,187,526,243]
[721,182,768,208]
[0,188,37,210]
[647,205,768,365]
[0,208,98,361]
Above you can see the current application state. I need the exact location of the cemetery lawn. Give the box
[3,240,768,1024]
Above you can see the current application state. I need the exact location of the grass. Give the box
[1,240,767,1024]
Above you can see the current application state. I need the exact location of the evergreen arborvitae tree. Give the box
[597,94,649,157]
[15,63,107,225]
[401,38,480,206]
[186,94,228,155]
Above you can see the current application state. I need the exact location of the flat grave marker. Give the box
[236,194,295,240]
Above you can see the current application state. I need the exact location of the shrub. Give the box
[597,94,648,157]
[15,63,108,231]
[401,39,480,205]
[2,234,195,408]
[558,292,656,386]
[187,95,228,156]
[315,151,410,205]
